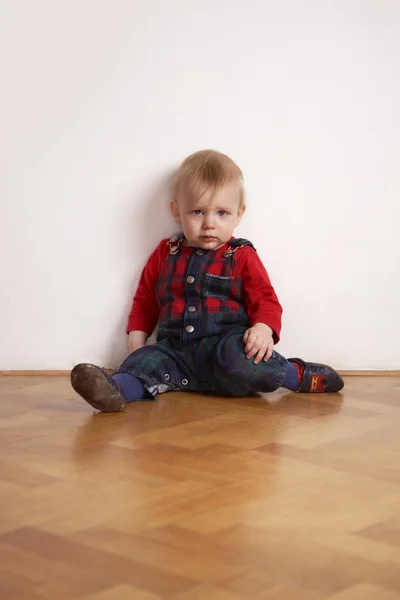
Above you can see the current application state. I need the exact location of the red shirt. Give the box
[127,236,282,344]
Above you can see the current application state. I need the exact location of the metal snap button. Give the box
[182,379,188,385]
[164,374,170,380]
[188,306,196,313]
[196,249,204,255]
[186,276,195,284]
[186,325,194,333]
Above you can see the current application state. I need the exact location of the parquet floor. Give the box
[1,375,400,600]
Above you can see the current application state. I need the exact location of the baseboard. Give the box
[0,369,399,377]
[339,370,400,376]
[0,369,114,376]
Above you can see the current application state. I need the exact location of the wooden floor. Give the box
[1,376,400,600]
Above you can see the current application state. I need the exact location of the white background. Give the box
[1,0,399,370]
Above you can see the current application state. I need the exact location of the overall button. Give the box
[186,276,195,284]
[182,379,188,385]
[164,374,170,381]
[196,249,204,256]
[186,325,194,333]
[188,306,196,313]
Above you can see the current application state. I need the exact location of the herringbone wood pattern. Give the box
[1,375,400,599]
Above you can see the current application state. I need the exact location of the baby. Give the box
[71,150,344,412]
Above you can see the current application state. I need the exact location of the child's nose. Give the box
[203,216,215,229]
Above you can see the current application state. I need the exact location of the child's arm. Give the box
[236,246,283,364]
[126,240,168,353]
[236,246,282,339]
[128,330,148,353]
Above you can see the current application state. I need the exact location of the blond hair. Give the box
[172,150,245,206]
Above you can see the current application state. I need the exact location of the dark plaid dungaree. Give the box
[117,234,288,398]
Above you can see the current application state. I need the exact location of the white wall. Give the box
[1,0,399,370]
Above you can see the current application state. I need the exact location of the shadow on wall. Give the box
[105,170,178,368]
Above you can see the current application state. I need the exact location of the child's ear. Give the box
[235,204,246,226]
[170,201,181,224]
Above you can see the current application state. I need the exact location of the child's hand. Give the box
[243,323,274,364]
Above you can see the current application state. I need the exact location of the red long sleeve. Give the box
[126,240,168,335]
[235,246,282,343]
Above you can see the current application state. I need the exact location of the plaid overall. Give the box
[117,235,288,397]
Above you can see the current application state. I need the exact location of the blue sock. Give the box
[281,360,301,391]
[111,373,150,403]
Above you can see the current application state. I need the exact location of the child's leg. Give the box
[213,330,344,395]
[111,372,150,401]
[281,360,302,391]
[71,340,187,412]
[71,364,149,413]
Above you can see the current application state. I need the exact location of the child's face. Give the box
[171,183,245,250]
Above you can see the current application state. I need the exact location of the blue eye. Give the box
[217,210,227,217]
[192,210,202,215]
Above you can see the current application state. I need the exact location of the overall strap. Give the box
[223,238,256,257]
[166,233,185,255]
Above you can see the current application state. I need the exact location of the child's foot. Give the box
[288,358,344,393]
[70,363,126,412]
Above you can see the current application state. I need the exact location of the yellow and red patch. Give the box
[309,375,326,393]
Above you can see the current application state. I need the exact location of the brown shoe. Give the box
[70,363,126,412]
